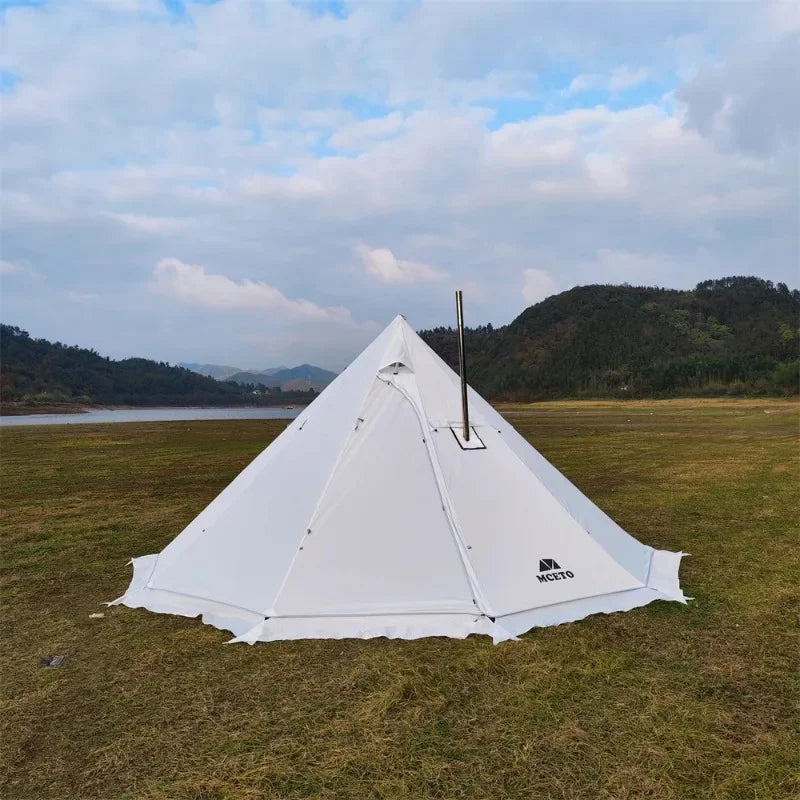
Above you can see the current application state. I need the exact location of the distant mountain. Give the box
[179,362,242,380]
[421,276,799,400]
[0,325,320,408]
[269,364,338,385]
[223,364,337,392]
[183,362,336,392]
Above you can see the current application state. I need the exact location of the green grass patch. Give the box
[2,401,799,799]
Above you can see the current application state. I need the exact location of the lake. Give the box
[0,407,304,427]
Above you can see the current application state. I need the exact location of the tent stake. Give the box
[456,290,470,441]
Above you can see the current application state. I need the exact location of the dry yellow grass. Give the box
[1,400,799,799]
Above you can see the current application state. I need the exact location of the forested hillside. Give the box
[3,277,797,408]
[421,277,799,399]
[0,325,317,407]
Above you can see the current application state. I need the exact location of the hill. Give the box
[221,364,337,392]
[178,362,243,380]
[269,364,337,386]
[421,277,799,399]
[0,325,318,408]
[183,362,336,392]
[3,276,796,408]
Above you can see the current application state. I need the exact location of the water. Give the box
[0,406,304,427]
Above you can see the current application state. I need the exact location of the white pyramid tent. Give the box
[114,315,686,643]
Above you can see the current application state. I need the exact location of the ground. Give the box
[1,399,798,800]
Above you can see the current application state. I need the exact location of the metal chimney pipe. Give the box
[455,290,470,441]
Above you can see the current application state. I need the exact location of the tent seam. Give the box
[266,323,406,615]
[496,583,656,619]
[257,610,486,619]
[378,370,493,616]
[265,388,379,615]
[129,586,266,618]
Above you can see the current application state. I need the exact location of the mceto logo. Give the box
[537,558,575,583]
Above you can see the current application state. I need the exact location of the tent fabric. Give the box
[113,315,687,642]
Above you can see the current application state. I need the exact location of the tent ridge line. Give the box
[264,369,389,616]
[262,610,486,619]
[143,552,161,591]
[643,546,656,587]
[136,584,266,618]
[496,583,652,619]
[378,371,493,616]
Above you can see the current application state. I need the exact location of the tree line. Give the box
[420,277,799,399]
[2,276,797,407]
[0,325,317,407]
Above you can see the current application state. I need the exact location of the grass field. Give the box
[2,399,798,800]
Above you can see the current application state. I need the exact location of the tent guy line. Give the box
[112,314,687,643]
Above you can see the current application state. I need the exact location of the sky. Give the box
[1,0,798,370]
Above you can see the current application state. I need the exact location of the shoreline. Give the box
[0,403,91,416]
[2,396,796,419]
[0,402,308,417]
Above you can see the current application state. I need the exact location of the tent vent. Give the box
[379,360,410,375]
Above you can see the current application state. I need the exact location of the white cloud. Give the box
[585,153,629,195]
[566,74,601,94]
[152,257,354,323]
[105,212,189,234]
[567,66,649,95]
[0,0,795,367]
[591,249,675,282]
[85,0,162,13]
[677,31,799,154]
[0,259,42,280]
[357,245,446,285]
[65,290,99,302]
[238,175,327,199]
[1,190,67,224]
[521,269,557,306]
[328,112,405,151]
[575,248,721,287]
[0,260,21,276]
[609,66,650,92]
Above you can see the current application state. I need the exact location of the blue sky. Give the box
[1,0,797,369]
